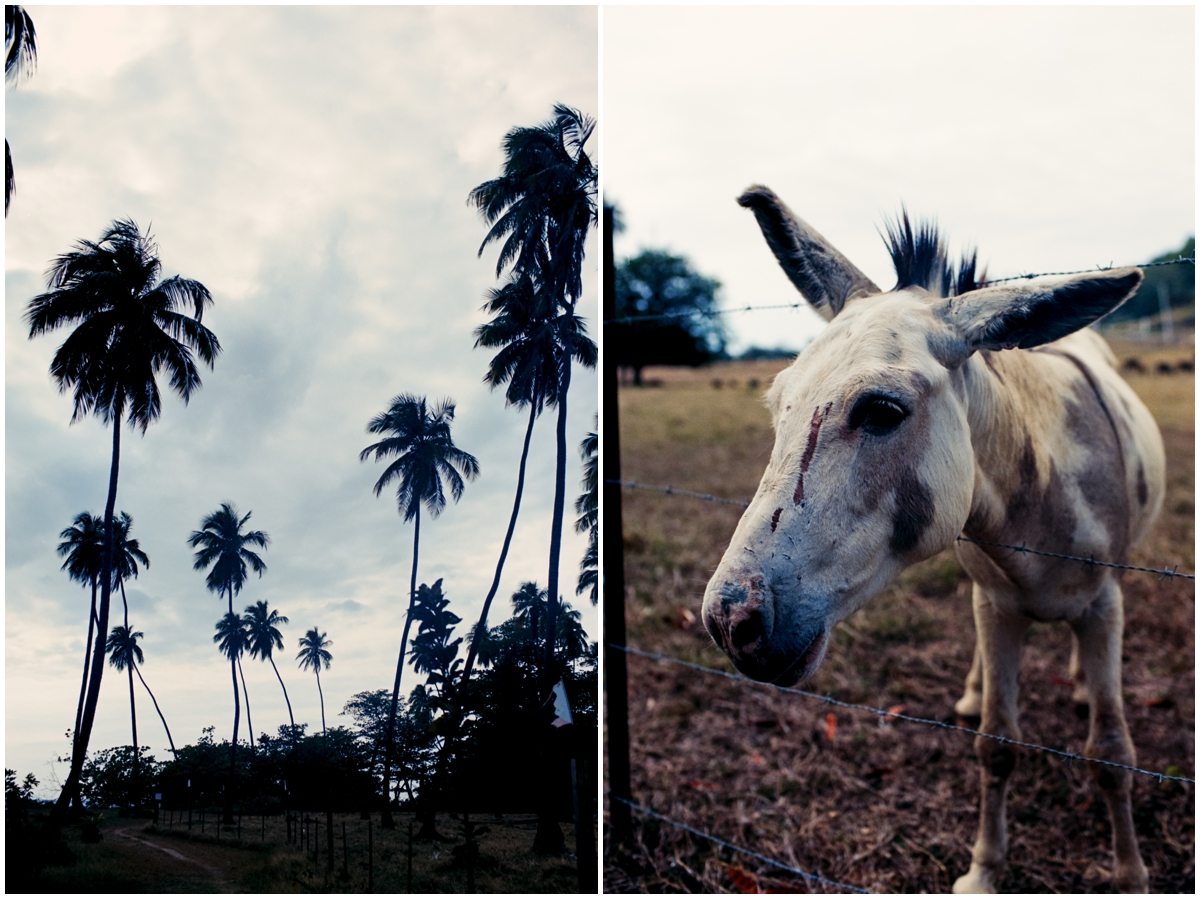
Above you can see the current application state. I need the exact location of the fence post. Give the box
[341,820,349,880]
[602,202,633,846]
[368,819,374,893]
[407,821,413,892]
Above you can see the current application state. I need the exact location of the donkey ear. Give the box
[738,185,880,321]
[935,267,1143,356]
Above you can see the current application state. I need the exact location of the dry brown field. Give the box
[606,335,1194,893]
[26,807,582,893]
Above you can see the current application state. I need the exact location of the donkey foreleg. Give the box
[954,636,983,719]
[1067,631,1091,714]
[1069,580,1149,893]
[953,585,1030,895]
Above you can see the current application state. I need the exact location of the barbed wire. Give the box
[613,643,1195,786]
[608,479,1194,581]
[604,257,1195,325]
[609,794,873,894]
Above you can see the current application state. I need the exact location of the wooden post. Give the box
[465,812,475,893]
[237,810,241,841]
[341,821,349,880]
[368,820,374,893]
[314,816,319,865]
[602,203,633,845]
[407,821,413,892]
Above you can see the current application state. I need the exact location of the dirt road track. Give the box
[108,825,237,892]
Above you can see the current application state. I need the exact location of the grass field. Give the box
[606,336,1194,893]
[23,807,584,893]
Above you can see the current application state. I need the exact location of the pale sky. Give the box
[6,5,597,796]
[606,5,1194,354]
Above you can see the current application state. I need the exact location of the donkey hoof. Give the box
[952,863,999,894]
[953,694,982,718]
[1114,860,1148,893]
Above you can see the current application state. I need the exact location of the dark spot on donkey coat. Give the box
[890,468,934,555]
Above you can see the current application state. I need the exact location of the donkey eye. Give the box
[849,395,909,434]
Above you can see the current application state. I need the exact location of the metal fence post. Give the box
[603,203,633,846]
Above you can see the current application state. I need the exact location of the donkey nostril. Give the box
[732,611,764,650]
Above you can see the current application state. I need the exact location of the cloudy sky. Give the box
[6,5,597,795]
[606,6,1194,354]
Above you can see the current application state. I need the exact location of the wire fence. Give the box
[604,256,1195,325]
[609,478,1195,581]
[608,793,874,894]
[612,643,1193,785]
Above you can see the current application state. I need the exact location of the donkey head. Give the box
[701,186,1142,685]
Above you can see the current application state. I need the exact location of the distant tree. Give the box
[574,424,597,605]
[191,503,268,820]
[1104,236,1196,323]
[107,625,176,759]
[29,219,219,816]
[297,628,333,736]
[360,394,478,828]
[613,249,726,385]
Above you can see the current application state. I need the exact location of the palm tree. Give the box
[6,4,37,216]
[213,611,249,822]
[110,512,151,628]
[360,394,479,828]
[57,512,104,748]
[296,628,333,735]
[106,625,176,759]
[244,600,295,732]
[189,503,269,615]
[28,219,219,816]
[575,425,598,605]
[469,105,597,697]
[190,503,268,811]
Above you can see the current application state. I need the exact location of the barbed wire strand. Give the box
[604,257,1194,325]
[612,643,1194,786]
[608,479,1195,581]
[609,794,873,894]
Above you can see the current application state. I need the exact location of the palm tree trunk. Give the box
[238,657,255,753]
[462,402,538,684]
[533,351,572,855]
[132,661,176,756]
[226,653,240,824]
[316,668,326,735]
[543,358,571,688]
[72,577,99,748]
[128,661,139,806]
[380,505,420,829]
[55,412,121,818]
[269,655,296,730]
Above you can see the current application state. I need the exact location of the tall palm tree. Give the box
[28,219,219,816]
[213,611,249,822]
[6,4,37,216]
[106,625,144,802]
[190,503,268,813]
[57,512,104,747]
[106,625,176,759]
[360,394,479,828]
[296,628,333,735]
[575,425,598,605]
[461,274,558,684]
[244,600,295,732]
[469,105,597,696]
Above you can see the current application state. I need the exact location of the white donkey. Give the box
[702,186,1164,893]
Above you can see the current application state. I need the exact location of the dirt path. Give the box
[107,824,237,892]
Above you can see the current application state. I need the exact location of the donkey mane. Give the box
[882,209,983,298]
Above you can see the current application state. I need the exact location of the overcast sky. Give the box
[6,5,597,796]
[606,6,1194,354]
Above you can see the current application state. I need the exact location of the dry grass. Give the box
[606,343,1194,893]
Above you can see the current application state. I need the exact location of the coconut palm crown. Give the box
[189,503,269,613]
